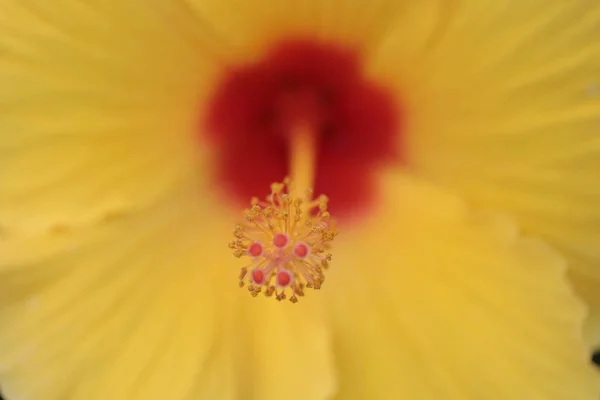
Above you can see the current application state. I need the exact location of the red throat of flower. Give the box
[205,38,401,220]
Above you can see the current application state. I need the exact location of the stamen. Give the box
[229,119,337,302]
[229,179,338,303]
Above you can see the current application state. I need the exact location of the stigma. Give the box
[229,178,337,303]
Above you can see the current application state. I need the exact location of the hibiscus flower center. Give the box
[204,38,400,219]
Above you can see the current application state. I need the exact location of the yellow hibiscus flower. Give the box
[0,1,599,399]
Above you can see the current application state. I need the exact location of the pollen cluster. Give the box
[229,179,337,303]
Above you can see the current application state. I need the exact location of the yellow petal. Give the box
[0,0,225,233]
[326,171,600,399]
[186,0,409,58]
[370,0,600,347]
[0,183,334,400]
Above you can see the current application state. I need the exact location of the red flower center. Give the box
[204,38,401,220]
